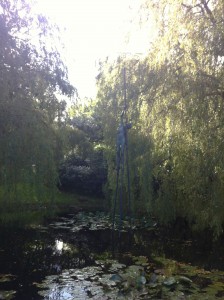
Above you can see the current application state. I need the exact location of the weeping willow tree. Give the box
[140,0,224,235]
[0,0,75,211]
[96,0,224,236]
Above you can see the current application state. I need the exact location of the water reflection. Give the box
[55,240,75,254]
[55,240,63,253]
[1,211,224,299]
[37,266,119,299]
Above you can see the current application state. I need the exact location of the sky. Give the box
[35,0,152,99]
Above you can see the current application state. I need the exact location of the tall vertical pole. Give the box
[123,67,132,224]
[123,67,127,116]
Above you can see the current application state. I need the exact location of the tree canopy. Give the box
[0,0,75,209]
[1,0,224,237]
[95,0,224,236]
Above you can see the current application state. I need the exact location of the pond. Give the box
[0,210,224,299]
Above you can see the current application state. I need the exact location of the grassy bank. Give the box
[0,191,107,227]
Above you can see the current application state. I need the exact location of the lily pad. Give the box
[178,275,193,284]
[108,262,126,273]
[163,276,176,286]
[136,274,146,286]
[110,274,124,282]
[0,274,16,283]
[0,290,16,300]
[132,255,149,267]
[98,274,118,287]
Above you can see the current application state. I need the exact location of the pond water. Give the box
[0,211,224,299]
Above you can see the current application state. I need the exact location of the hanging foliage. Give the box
[0,0,76,209]
[96,0,224,236]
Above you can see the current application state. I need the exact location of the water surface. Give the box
[0,211,224,299]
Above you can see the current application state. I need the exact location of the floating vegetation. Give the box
[0,275,17,300]
[0,274,16,283]
[0,290,16,300]
[1,211,224,299]
[34,255,224,299]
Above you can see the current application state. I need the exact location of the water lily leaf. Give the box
[0,290,16,300]
[132,255,149,267]
[69,266,103,280]
[136,274,146,285]
[202,281,224,298]
[163,276,176,286]
[98,274,118,287]
[0,274,16,283]
[149,282,159,288]
[108,263,126,273]
[124,265,144,277]
[178,275,193,284]
[149,273,158,283]
[154,268,165,275]
[110,274,123,282]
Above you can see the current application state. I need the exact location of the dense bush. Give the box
[58,152,107,196]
